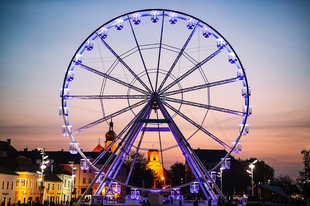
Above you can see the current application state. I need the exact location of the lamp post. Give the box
[68,161,76,202]
[217,168,223,192]
[36,148,49,204]
[246,160,257,196]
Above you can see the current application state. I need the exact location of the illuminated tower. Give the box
[146,149,164,181]
[105,121,117,153]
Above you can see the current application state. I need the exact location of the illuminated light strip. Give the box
[141,127,170,132]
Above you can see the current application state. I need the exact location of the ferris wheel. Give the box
[60,9,251,202]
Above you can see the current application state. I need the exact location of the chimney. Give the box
[7,139,11,147]
[24,147,28,152]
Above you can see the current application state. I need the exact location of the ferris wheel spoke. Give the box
[159,45,226,94]
[66,94,149,100]
[162,100,232,150]
[72,99,149,135]
[162,77,239,96]
[78,63,149,95]
[154,11,165,91]
[127,15,154,92]
[97,36,152,94]
[157,22,199,93]
[162,96,244,116]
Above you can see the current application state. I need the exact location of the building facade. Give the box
[0,165,18,206]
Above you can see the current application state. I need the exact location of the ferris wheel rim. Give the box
[60,8,251,191]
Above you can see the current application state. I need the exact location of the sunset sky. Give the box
[0,0,309,180]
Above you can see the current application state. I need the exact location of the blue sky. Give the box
[0,0,309,179]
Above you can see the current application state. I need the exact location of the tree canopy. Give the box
[296,149,310,198]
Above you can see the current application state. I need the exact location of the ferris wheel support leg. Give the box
[125,124,149,185]
[78,131,127,203]
[191,151,227,202]
[94,100,153,198]
[155,95,218,201]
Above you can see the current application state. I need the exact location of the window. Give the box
[11,182,14,190]
[7,181,9,190]
[83,170,86,173]
[64,179,66,187]
[30,179,32,188]
[20,179,25,187]
[57,184,60,191]
[36,181,38,188]
[52,183,55,191]
[89,169,92,173]
[16,179,20,186]
[26,179,28,187]
[47,183,50,190]
[2,181,4,189]
[88,178,91,184]
[82,178,86,184]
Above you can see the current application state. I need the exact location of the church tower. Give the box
[146,149,164,181]
[105,121,117,153]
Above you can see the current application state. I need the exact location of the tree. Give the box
[124,150,148,169]
[124,150,156,188]
[274,174,299,195]
[242,158,275,185]
[169,161,185,186]
[296,149,310,198]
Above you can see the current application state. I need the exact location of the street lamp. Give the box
[37,148,49,204]
[219,168,223,192]
[246,160,257,196]
[68,161,76,202]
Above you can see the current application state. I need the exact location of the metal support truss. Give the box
[84,93,225,203]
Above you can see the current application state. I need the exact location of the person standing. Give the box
[194,199,198,206]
